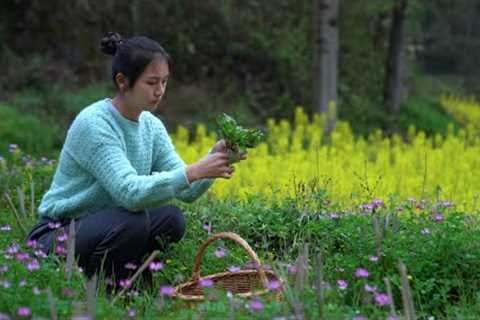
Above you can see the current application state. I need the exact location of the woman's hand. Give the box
[212,139,248,161]
[186,152,235,183]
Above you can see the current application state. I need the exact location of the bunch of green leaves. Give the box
[216,113,266,163]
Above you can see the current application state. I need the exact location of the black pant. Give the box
[27,205,186,283]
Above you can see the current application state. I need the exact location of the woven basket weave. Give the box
[174,232,283,302]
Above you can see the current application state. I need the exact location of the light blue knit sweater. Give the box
[38,98,214,220]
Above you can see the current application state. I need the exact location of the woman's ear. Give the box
[115,73,129,92]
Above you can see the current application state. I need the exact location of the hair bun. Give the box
[100,32,123,56]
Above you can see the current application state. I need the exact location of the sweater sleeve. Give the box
[65,115,191,211]
[151,118,214,203]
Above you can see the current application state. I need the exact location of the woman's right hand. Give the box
[186,152,235,183]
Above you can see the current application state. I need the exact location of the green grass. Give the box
[1,152,480,319]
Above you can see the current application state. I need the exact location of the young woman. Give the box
[27,32,244,285]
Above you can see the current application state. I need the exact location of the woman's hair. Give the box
[100,32,171,89]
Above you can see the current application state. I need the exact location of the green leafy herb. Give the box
[216,113,266,163]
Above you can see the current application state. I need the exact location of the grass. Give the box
[1,153,480,319]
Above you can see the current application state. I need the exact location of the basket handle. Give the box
[191,232,268,287]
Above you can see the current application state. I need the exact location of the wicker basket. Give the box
[174,232,283,302]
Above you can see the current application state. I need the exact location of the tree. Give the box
[312,0,339,133]
[383,0,409,131]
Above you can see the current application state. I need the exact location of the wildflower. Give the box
[228,265,241,272]
[26,239,37,248]
[149,261,163,271]
[160,285,176,297]
[433,213,444,223]
[48,222,61,229]
[355,268,369,278]
[214,247,227,258]
[387,315,399,320]
[0,225,11,232]
[329,212,340,220]
[1,280,11,288]
[353,316,367,320]
[249,298,264,311]
[32,287,42,295]
[6,243,20,254]
[288,264,298,274]
[421,228,431,235]
[368,255,379,262]
[364,283,377,293]
[337,279,348,290]
[17,307,30,317]
[57,233,68,242]
[244,260,259,270]
[360,203,374,213]
[16,252,30,262]
[19,279,27,287]
[119,279,132,289]
[34,250,47,259]
[374,293,390,306]
[0,312,10,320]
[0,265,8,273]
[372,199,384,210]
[124,262,138,270]
[267,280,281,291]
[199,278,214,288]
[27,259,40,271]
[127,308,136,318]
[8,144,18,153]
[202,222,212,233]
[55,245,67,255]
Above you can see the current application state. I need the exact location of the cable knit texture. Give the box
[38,98,214,220]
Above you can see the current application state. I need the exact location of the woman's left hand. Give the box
[212,139,247,161]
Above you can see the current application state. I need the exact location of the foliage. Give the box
[216,113,266,163]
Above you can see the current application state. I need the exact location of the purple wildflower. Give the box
[32,287,41,295]
[433,213,444,223]
[372,199,384,210]
[364,283,377,293]
[124,262,138,270]
[387,315,399,320]
[337,279,348,290]
[149,261,163,271]
[16,252,30,262]
[214,247,227,258]
[27,259,40,271]
[288,264,298,274]
[127,308,136,318]
[160,285,176,297]
[360,203,374,213]
[355,268,369,278]
[6,243,19,254]
[329,213,340,220]
[202,222,212,233]
[0,265,8,273]
[8,144,18,153]
[353,316,367,320]
[47,222,61,229]
[374,293,391,306]
[34,250,47,259]
[19,279,27,287]
[249,299,264,311]
[228,265,241,272]
[0,312,10,320]
[55,245,67,255]
[57,233,68,242]
[17,307,30,317]
[199,278,214,288]
[26,239,37,248]
[267,280,281,291]
[119,279,132,289]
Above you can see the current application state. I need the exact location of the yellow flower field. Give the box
[172,104,480,211]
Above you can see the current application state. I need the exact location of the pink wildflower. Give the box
[26,239,37,248]
[119,279,132,289]
[6,243,19,254]
[199,278,213,288]
[228,265,241,272]
[48,222,61,229]
[57,233,68,242]
[16,252,30,262]
[214,247,226,258]
[55,245,67,255]
[364,283,377,293]
[249,299,264,311]
[127,308,136,318]
[267,280,281,291]
[27,259,40,271]
[124,262,138,270]
[160,285,176,297]
[202,222,212,233]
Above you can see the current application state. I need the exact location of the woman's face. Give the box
[126,56,169,113]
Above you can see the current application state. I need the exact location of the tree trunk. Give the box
[383,0,408,130]
[313,0,339,133]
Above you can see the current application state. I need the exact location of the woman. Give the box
[27,32,243,285]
